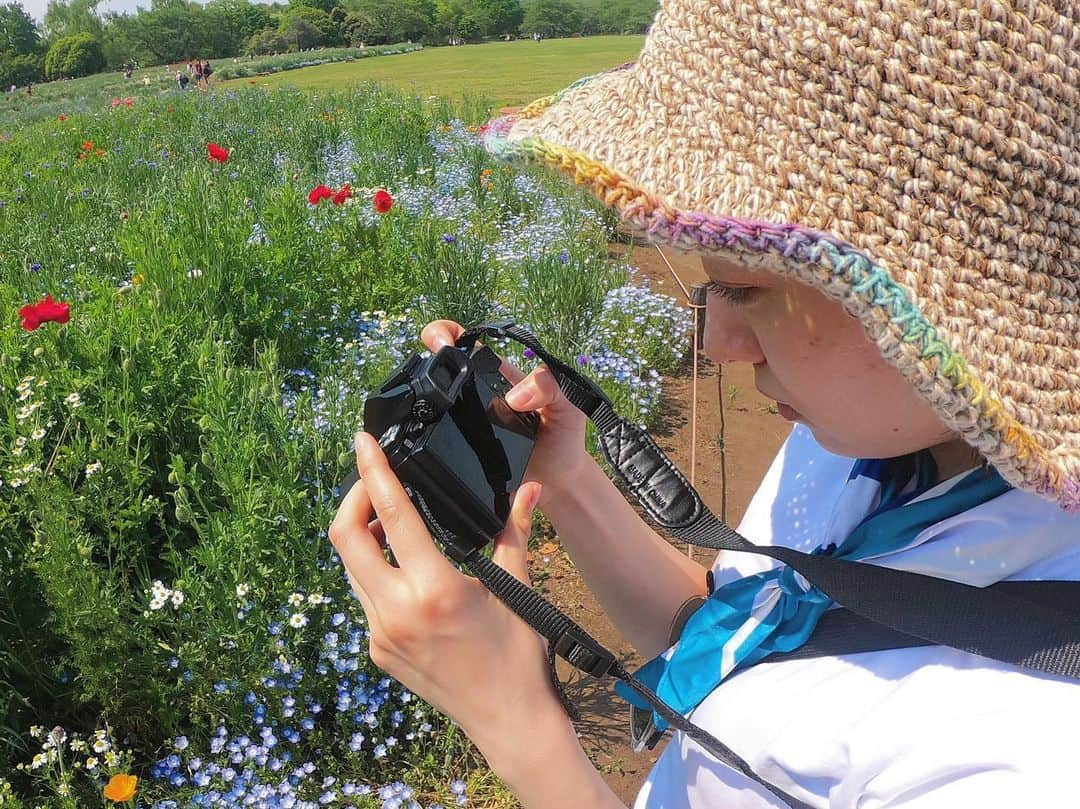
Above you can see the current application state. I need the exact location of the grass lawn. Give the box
[223,35,645,111]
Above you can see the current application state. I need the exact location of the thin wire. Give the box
[654,245,707,560]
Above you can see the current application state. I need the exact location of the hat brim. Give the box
[482,65,1079,512]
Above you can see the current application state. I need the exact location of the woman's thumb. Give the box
[492,482,542,584]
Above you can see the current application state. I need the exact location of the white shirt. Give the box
[635,425,1080,808]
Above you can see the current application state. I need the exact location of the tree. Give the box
[44,31,104,77]
[0,3,40,55]
[0,51,43,85]
[289,0,336,14]
[43,0,103,40]
[520,0,580,38]
[206,0,274,44]
[247,26,286,54]
[474,0,521,37]
[341,0,430,45]
[579,0,656,34]
[279,5,339,49]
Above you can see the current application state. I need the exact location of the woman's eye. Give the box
[705,281,758,305]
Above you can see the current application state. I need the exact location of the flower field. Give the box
[0,84,691,808]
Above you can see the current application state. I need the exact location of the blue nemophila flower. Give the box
[29,263,42,272]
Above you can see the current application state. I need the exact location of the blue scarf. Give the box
[616,451,1012,731]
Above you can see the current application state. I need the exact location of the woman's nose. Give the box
[702,304,765,365]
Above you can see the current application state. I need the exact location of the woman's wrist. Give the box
[471,706,625,808]
[538,449,602,515]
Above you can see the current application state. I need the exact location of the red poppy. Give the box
[332,184,352,206]
[19,294,71,332]
[206,143,229,164]
[308,185,333,205]
[82,140,94,151]
[57,114,67,122]
[111,98,121,107]
[123,97,134,108]
[373,189,394,214]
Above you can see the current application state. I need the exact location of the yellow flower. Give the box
[132,273,145,285]
[103,773,138,802]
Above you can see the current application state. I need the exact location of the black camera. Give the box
[351,342,539,560]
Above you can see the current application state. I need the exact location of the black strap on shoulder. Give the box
[391,321,1080,809]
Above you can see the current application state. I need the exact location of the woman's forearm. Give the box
[540,452,711,658]
[471,706,627,809]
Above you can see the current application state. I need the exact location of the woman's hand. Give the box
[420,320,590,506]
[329,431,572,759]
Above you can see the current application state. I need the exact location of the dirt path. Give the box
[528,243,790,804]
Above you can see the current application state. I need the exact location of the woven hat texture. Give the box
[484,0,1080,511]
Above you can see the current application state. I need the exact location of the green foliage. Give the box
[43,0,104,41]
[207,0,274,41]
[578,0,657,34]
[288,0,336,13]
[520,0,581,37]
[279,5,342,49]
[0,51,43,87]
[474,0,522,37]
[0,83,682,800]
[0,3,39,56]
[246,26,288,55]
[43,32,104,79]
[342,0,433,46]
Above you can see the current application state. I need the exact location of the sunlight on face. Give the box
[700,256,958,459]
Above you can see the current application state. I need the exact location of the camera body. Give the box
[362,343,539,559]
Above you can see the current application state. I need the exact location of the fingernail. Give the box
[354,432,368,457]
[529,484,542,511]
[505,386,527,408]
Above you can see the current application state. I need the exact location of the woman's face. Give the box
[700,256,957,458]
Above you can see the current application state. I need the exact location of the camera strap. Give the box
[442,320,1080,808]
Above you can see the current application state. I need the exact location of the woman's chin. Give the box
[804,426,864,459]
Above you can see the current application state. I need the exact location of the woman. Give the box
[330,0,1080,805]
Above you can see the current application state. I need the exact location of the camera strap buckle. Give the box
[552,629,617,677]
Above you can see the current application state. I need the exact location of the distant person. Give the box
[176,71,189,90]
[193,60,204,87]
[201,60,213,86]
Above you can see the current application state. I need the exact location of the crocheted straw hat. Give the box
[484,0,1080,512]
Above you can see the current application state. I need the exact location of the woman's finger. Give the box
[421,320,526,385]
[504,364,563,411]
[329,474,394,599]
[420,320,465,352]
[354,432,455,577]
[492,482,542,585]
[343,565,381,626]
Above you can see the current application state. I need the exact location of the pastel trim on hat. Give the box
[483,92,1079,513]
